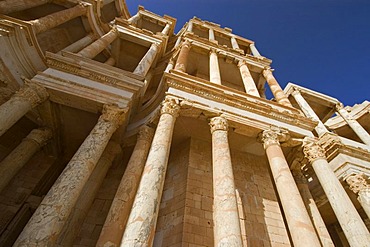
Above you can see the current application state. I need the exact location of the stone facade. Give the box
[0,1,369,246]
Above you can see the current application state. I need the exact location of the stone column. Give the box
[262,68,292,107]
[292,168,335,247]
[0,128,52,192]
[174,37,182,48]
[14,105,126,247]
[231,36,239,49]
[29,3,87,34]
[303,140,370,247]
[57,141,122,246]
[336,103,370,146]
[105,57,116,66]
[250,43,261,57]
[161,23,171,35]
[0,82,48,137]
[346,173,370,219]
[210,49,222,85]
[174,41,191,72]
[61,34,95,53]
[291,88,328,136]
[0,0,49,15]
[97,126,154,247]
[165,59,175,73]
[237,60,260,97]
[209,28,215,41]
[210,117,243,246]
[187,21,193,32]
[78,28,118,59]
[260,128,321,247]
[128,12,140,25]
[120,98,180,246]
[133,43,159,77]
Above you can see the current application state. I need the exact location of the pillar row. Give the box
[292,168,335,247]
[0,82,48,137]
[260,128,321,247]
[303,140,370,247]
[120,98,180,246]
[0,128,52,192]
[14,105,127,247]
[262,68,292,107]
[29,3,87,34]
[237,60,260,97]
[97,125,154,247]
[78,28,118,59]
[210,117,243,246]
[346,173,370,220]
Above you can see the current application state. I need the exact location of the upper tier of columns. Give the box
[14,105,127,246]
[303,139,370,247]
[78,28,118,59]
[262,68,292,107]
[260,128,321,247]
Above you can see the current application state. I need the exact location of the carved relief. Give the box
[161,97,180,117]
[209,116,228,133]
[100,104,127,127]
[258,126,290,149]
[137,125,155,142]
[302,140,326,163]
[346,173,370,194]
[14,81,49,107]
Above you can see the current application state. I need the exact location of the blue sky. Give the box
[126,0,369,106]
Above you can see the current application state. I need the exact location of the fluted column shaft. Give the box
[61,34,95,53]
[174,41,191,72]
[58,141,122,246]
[210,49,221,85]
[291,89,328,136]
[133,43,159,77]
[78,29,118,59]
[0,0,49,14]
[261,129,321,247]
[14,105,126,247]
[346,173,370,219]
[336,104,370,146]
[262,68,292,107]
[97,126,154,247]
[292,169,334,247]
[210,117,243,246]
[0,128,52,192]
[237,60,260,97]
[303,141,370,247]
[121,98,180,246]
[0,82,48,137]
[29,4,87,34]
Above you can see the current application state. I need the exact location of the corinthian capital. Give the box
[161,97,180,117]
[100,104,127,126]
[14,81,49,107]
[259,126,289,149]
[209,116,228,133]
[137,125,155,142]
[346,173,370,194]
[302,139,326,163]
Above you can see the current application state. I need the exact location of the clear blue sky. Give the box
[126,0,370,106]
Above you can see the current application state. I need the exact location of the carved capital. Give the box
[259,126,290,149]
[137,125,155,142]
[291,88,301,97]
[14,82,49,107]
[302,140,326,163]
[237,59,247,68]
[262,67,273,78]
[209,48,218,55]
[161,97,180,117]
[100,104,127,127]
[346,173,370,194]
[209,116,228,133]
[25,128,52,146]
